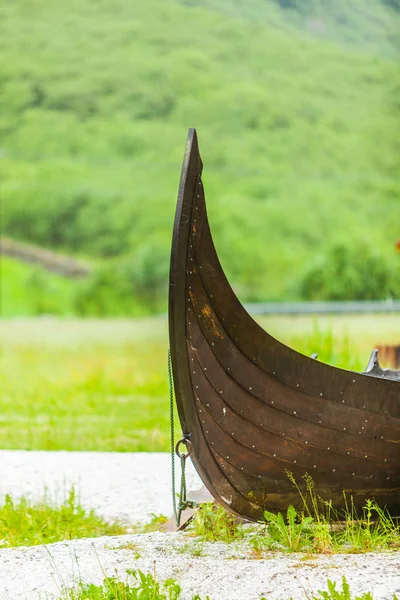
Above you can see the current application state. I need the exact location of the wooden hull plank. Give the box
[169,129,400,520]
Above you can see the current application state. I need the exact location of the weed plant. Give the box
[0,488,126,547]
[60,572,398,600]
[309,576,398,600]
[191,502,245,543]
[191,474,400,555]
[60,568,210,600]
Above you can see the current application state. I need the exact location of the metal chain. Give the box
[179,454,186,512]
[168,348,194,527]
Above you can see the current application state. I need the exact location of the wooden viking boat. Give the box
[169,129,400,521]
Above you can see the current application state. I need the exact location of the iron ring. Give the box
[175,438,193,459]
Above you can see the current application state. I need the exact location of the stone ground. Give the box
[0,451,398,600]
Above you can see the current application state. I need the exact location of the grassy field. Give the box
[0,315,398,452]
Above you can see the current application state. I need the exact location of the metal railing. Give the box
[245,300,400,316]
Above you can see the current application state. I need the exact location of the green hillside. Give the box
[1,0,399,313]
[1,258,75,317]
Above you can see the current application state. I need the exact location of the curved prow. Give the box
[169,129,400,521]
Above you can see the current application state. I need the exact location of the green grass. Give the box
[309,577,398,600]
[1,0,400,310]
[60,570,211,600]
[189,474,400,555]
[0,488,127,548]
[0,315,397,451]
[58,572,397,600]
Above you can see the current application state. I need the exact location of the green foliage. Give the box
[140,513,169,533]
[1,258,76,317]
[334,497,400,553]
[0,488,126,548]
[300,244,400,301]
[312,577,373,600]
[254,473,400,554]
[193,473,399,555]
[262,505,314,551]
[1,0,400,313]
[191,502,245,543]
[64,570,210,600]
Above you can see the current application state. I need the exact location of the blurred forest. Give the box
[1,0,399,316]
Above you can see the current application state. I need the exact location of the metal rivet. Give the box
[332,469,336,472]
[293,411,297,415]
[343,427,346,431]
[365,455,368,458]
[320,393,323,396]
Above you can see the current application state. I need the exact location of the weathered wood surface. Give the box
[169,129,400,521]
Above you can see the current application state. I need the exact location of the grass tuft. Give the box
[60,567,210,600]
[191,502,245,543]
[0,488,127,547]
[190,475,400,555]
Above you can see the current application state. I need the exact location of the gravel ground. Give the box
[0,450,201,524]
[0,451,398,600]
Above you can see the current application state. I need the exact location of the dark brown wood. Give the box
[169,128,400,521]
